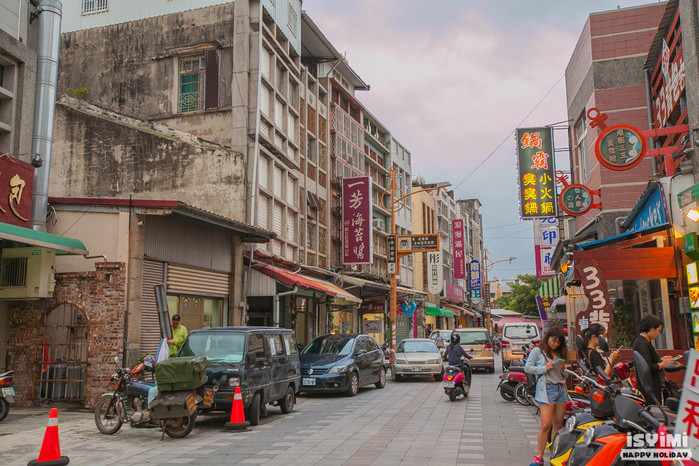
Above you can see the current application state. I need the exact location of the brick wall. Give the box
[6,262,126,408]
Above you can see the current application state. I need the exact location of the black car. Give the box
[299,334,386,396]
[178,327,300,426]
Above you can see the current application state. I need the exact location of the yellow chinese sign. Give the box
[516,127,557,219]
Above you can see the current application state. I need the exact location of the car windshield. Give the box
[454,331,488,345]
[397,340,438,353]
[504,325,539,339]
[179,333,245,363]
[302,336,354,355]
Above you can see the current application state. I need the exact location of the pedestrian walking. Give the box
[524,327,568,466]
[433,331,445,350]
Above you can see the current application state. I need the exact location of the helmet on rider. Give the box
[450,332,460,345]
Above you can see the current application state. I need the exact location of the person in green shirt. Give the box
[168,314,187,356]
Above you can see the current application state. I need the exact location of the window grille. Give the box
[1,257,27,287]
[81,0,108,15]
[179,56,206,113]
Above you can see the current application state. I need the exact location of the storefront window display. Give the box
[327,309,353,334]
[361,313,384,345]
[167,295,227,331]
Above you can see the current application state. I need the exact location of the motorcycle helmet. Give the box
[450,332,460,345]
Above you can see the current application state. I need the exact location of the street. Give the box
[0,361,540,466]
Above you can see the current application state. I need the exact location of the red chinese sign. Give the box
[0,155,34,227]
[452,219,466,279]
[574,259,612,335]
[516,127,557,219]
[342,177,373,264]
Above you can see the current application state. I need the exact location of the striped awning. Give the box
[538,275,560,298]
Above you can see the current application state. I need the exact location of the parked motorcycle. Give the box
[94,356,213,439]
[497,359,527,402]
[443,361,470,401]
[0,370,14,422]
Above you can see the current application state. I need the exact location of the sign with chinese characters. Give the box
[674,349,699,460]
[559,184,593,216]
[452,219,466,279]
[469,260,481,289]
[396,234,439,252]
[427,251,442,294]
[535,245,554,278]
[653,55,685,128]
[0,155,34,227]
[516,127,557,219]
[535,296,552,332]
[595,124,646,171]
[445,281,464,302]
[534,218,558,248]
[342,177,373,264]
[574,259,611,334]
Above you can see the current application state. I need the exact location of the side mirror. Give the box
[575,335,587,355]
[247,353,257,367]
[597,335,610,352]
[356,349,367,356]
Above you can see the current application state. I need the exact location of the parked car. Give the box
[500,322,542,369]
[390,338,443,382]
[177,326,301,426]
[299,334,386,396]
[428,329,453,353]
[450,328,495,373]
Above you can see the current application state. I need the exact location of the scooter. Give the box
[443,361,470,401]
[0,370,14,422]
[497,363,527,402]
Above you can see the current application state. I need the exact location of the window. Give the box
[179,56,206,112]
[247,333,266,363]
[575,115,588,182]
[283,334,299,356]
[267,334,283,356]
[287,2,298,37]
[81,0,108,15]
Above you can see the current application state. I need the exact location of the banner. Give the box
[452,219,466,279]
[535,296,552,333]
[516,127,557,219]
[342,177,373,264]
[574,259,612,334]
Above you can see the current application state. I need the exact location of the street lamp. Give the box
[381,166,450,356]
[482,249,516,334]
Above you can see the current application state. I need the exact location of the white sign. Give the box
[388,262,396,274]
[676,348,699,461]
[533,218,559,248]
[427,251,442,294]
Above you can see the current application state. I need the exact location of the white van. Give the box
[500,322,542,369]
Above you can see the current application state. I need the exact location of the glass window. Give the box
[302,335,354,355]
[179,332,244,363]
[282,334,298,356]
[453,330,490,345]
[267,334,283,356]
[365,337,379,352]
[397,340,439,353]
[179,56,205,113]
[503,325,539,340]
[247,333,266,361]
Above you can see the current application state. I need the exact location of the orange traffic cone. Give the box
[224,386,250,431]
[27,408,70,466]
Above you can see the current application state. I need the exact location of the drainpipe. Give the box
[274,286,298,328]
[30,0,62,232]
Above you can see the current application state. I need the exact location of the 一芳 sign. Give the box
[516,127,557,219]
[342,177,373,264]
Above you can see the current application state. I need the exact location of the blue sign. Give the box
[469,260,481,288]
[627,184,668,233]
[470,289,481,299]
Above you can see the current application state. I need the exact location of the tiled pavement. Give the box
[0,360,541,465]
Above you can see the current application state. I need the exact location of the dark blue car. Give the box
[299,334,386,396]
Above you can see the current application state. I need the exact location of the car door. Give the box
[365,336,382,382]
[245,332,271,405]
[354,337,371,386]
[282,333,301,391]
[266,332,285,401]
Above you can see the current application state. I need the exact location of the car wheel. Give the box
[488,366,495,373]
[249,392,262,426]
[345,372,359,396]
[433,373,442,382]
[375,368,386,389]
[279,385,295,414]
[391,373,402,382]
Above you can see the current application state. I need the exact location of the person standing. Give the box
[633,314,673,404]
[525,327,568,466]
[434,331,445,350]
[167,314,187,356]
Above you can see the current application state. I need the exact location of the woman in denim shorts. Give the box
[524,327,568,466]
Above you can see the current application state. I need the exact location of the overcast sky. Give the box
[302,0,661,279]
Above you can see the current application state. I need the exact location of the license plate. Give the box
[302,378,316,386]
[1,387,14,397]
[412,367,423,372]
[443,381,454,388]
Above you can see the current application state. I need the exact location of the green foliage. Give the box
[507,274,542,316]
[67,87,88,99]
[612,301,636,347]
[495,295,512,309]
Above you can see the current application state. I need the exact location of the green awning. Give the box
[0,222,88,255]
[425,306,454,318]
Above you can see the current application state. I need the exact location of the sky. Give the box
[301,0,662,279]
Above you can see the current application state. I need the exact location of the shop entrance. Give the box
[36,304,88,402]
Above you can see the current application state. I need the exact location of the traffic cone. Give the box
[224,386,250,430]
[27,408,70,466]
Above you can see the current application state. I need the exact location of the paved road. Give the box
[0,360,541,465]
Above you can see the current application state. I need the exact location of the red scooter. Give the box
[443,363,470,401]
[497,363,527,401]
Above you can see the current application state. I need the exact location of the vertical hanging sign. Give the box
[452,219,466,279]
[342,177,373,264]
[427,251,442,294]
[469,260,481,299]
[516,127,557,219]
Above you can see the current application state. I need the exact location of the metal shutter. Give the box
[257,195,269,229]
[167,264,229,296]
[258,156,269,190]
[287,212,296,243]
[275,98,284,129]
[287,177,295,207]
[274,166,283,198]
[273,202,283,236]
[287,112,295,142]
[141,260,165,357]
[261,47,271,80]
[261,85,270,118]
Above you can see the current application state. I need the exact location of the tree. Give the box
[507,274,542,316]
[494,295,512,309]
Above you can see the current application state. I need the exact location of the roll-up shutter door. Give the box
[167,263,229,296]
[141,260,165,357]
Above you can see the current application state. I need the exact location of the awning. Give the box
[339,274,391,291]
[442,303,477,318]
[425,306,453,318]
[538,276,560,298]
[550,295,566,308]
[396,285,427,296]
[254,265,361,303]
[0,222,88,255]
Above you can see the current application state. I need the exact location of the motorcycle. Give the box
[94,356,213,439]
[497,356,527,402]
[0,370,14,422]
[443,360,470,401]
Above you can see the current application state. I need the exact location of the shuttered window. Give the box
[273,202,283,235]
[287,112,296,143]
[275,98,284,129]
[140,260,165,357]
[274,166,283,198]
[287,212,297,243]
[261,47,271,80]
[167,264,229,296]
[258,156,269,190]
[287,177,296,207]
[261,85,271,118]
[257,194,269,229]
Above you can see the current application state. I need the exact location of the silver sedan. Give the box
[390,338,444,382]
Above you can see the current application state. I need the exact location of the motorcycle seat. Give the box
[508,366,525,373]
[648,404,677,425]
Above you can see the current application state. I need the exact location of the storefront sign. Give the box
[387,235,396,264]
[534,218,559,248]
[535,296,551,332]
[559,184,593,216]
[397,234,439,252]
[516,127,557,219]
[626,184,668,233]
[469,260,481,288]
[470,289,481,299]
[360,301,385,313]
[363,320,382,333]
[653,55,685,128]
[594,124,646,171]
[342,177,373,264]
[428,251,442,294]
[0,155,34,227]
[535,245,554,278]
[674,349,699,459]
[575,259,612,334]
[445,281,464,302]
[452,219,466,279]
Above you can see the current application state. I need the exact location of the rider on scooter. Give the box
[443,332,473,386]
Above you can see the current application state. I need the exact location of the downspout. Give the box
[241,0,264,325]
[30,0,62,232]
[644,68,657,174]
[274,286,298,328]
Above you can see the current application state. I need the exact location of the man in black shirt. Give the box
[633,315,673,404]
[444,332,473,385]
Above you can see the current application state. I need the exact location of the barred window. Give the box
[179,56,206,113]
[81,0,108,15]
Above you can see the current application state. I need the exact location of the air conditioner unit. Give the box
[0,247,56,299]
[372,218,385,230]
